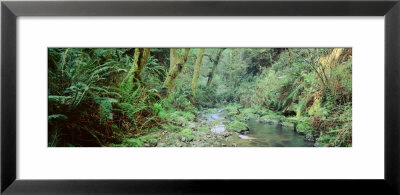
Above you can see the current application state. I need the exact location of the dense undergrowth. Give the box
[48,48,352,147]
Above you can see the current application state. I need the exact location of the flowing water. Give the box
[233,118,314,147]
[202,108,314,147]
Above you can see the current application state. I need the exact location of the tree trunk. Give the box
[191,48,205,97]
[164,48,191,92]
[136,48,151,79]
[170,48,178,70]
[206,48,225,86]
[122,48,151,85]
[229,49,233,89]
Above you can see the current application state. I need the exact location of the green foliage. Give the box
[152,102,164,114]
[198,126,210,132]
[226,121,249,132]
[162,123,181,132]
[48,127,61,147]
[48,47,351,147]
[179,128,195,141]
[296,121,313,134]
[98,98,116,124]
[48,114,68,120]
[230,107,259,122]
[181,111,195,121]
[48,48,163,146]
[116,135,158,147]
[316,135,335,145]
[224,103,241,113]
[194,85,219,108]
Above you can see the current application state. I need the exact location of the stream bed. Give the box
[201,108,314,147]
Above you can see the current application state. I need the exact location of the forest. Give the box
[48,48,352,147]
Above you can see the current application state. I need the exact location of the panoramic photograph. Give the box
[48,48,352,147]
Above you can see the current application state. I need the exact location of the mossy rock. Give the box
[232,113,259,122]
[224,104,241,113]
[281,122,294,128]
[179,128,194,142]
[204,108,218,114]
[241,108,256,114]
[227,121,249,134]
[226,111,238,117]
[259,115,280,124]
[304,132,315,142]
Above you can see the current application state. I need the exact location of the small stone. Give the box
[188,122,196,129]
[158,143,166,147]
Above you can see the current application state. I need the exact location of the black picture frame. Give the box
[1,0,399,194]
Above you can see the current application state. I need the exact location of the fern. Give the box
[48,114,68,120]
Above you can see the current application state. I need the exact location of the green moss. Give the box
[232,112,259,122]
[241,108,256,114]
[204,108,218,114]
[255,109,271,116]
[224,104,241,113]
[161,123,181,132]
[259,111,282,120]
[258,110,288,125]
[226,112,238,117]
[296,121,312,134]
[166,111,196,126]
[179,128,194,141]
[168,111,188,126]
[198,126,210,132]
[227,121,249,132]
[281,122,294,128]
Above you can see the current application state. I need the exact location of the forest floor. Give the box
[142,107,316,147]
[145,109,238,147]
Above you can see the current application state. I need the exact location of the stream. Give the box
[201,109,314,147]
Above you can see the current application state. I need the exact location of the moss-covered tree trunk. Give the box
[169,48,178,70]
[206,48,225,86]
[229,49,233,89]
[191,48,205,97]
[164,48,191,92]
[122,48,151,85]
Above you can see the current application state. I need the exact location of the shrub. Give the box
[195,85,219,108]
[296,121,313,134]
